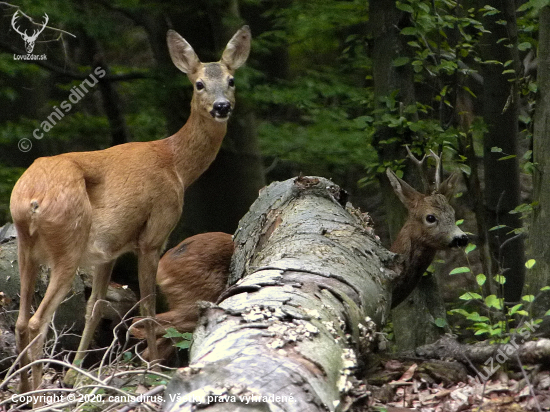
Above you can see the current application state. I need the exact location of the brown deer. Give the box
[10,26,250,392]
[387,150,469,308]
[131,232,234,361]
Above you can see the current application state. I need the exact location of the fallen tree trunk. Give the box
[163,177,398,411]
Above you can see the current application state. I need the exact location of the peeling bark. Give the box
[163,177,398,411]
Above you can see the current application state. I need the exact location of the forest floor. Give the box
[362,357,550,412]
[1,356,549,411]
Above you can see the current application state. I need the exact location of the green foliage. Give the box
[163,327,193,350]
[449,258,549,343]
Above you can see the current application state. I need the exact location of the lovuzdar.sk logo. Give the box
[11,10,48,61]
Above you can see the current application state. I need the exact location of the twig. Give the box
[516,353,542,412]
[2,358,128,396]
[116,385,166,412]
[0,2,76,38]
[0,333,42,390]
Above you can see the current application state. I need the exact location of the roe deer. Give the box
[387,150,468,308]
[10,26,250,392]
[131,232,233,361]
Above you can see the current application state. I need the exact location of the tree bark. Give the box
[163,177,397,412]
[527,6,550,317]
[479,0,525,302]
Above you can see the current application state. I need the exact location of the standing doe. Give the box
[387,150,469,307]
[10,26,250,392]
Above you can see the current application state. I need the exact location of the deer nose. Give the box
[213,101,231,117]
[450,234,469,248]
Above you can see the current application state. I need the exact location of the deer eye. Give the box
[426,214,437,224]
[196,81,205,90]
[228,78,235,87]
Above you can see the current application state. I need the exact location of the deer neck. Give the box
[390,221,437,306]
[167,110,227,188]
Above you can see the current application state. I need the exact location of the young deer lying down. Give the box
[10,26,250,392]
[386,151,469,308]
[131,232,234,360]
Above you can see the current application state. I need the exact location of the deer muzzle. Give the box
[211,100,232,120]
[450,233,469,248]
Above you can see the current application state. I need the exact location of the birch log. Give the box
[163,177,398,412]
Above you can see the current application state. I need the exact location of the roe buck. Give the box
[10,26,250,392]
[131,232,234,361]
[387,150,468,308]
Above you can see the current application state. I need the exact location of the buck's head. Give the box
[167,26,251,122]
[386,168,468,250]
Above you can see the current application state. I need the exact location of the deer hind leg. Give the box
[15,238,39,394]
[26,259,78,392]
[63,261,115,386]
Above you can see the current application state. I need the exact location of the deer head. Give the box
[387,150,468,307]
[386,168,468,250]
[167,26,251,122]
[11,11,49,54]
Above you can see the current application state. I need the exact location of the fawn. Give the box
[10,26,250,392]
[387,150,468,308]
[131,232,234,361]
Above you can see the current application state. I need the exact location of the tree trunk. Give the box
[163,177,397,411]
[527,6,550,317]
[370,0,445,351]
[479,0,525,303]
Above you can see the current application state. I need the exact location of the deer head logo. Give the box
[11,11,48,54]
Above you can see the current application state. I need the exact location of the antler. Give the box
[405,145,429,193]
[28,13,49,41]
[428,149,442,191]
[11,11,48,40]
[11,11,27,38]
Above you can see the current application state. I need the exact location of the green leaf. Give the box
[449,266,471,275]
[400,27,418,36]
[489,225,507,231]
[396,2,414,13]
[515,310,529,316]
[476,273,486,286]
[544,309,550,317]
[494,274,506,284]
[485,294,502,309]
[449,308,470,317]
[465,243,477,254]
[522,294,535,302]
[508,303,523,316]
[460,292,482,300]
[498,154,517,161]
[525,259,536,269]
[491,146,503,152]
[434,318,447,328]
[518,42,532,51]
[466,312,490,322]
[456,219,464,226]
[541,286,550,291]
[175,340,192,349]
[392,57,410,67]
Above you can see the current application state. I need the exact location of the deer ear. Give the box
[221,25,251,73]
[167,30,202,76]
[438,172,459,201]
[386,168,423,209]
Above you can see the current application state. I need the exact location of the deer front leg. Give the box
[137,249,161,365]
[64,261,115,386]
